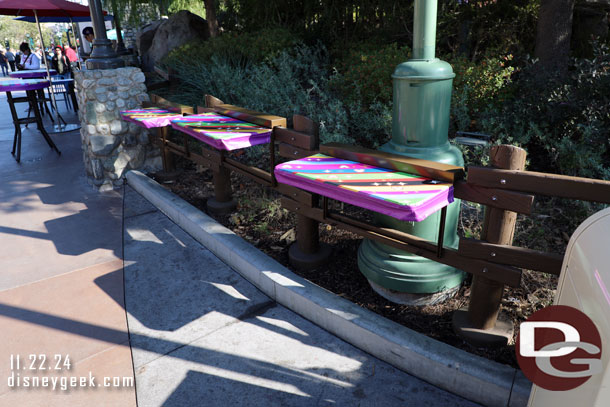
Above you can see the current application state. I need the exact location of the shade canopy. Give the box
[14,14,113,23]
[0,0,99,17]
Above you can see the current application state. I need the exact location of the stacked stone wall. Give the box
[74,67,161,191]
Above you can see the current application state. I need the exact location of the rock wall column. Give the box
[74,67,162,191]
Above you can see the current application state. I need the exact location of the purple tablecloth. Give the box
[171,112,272,151]
[120,108,185,129]
[0,79,50,92]
[275,154,454,222]
[9,69,57,79]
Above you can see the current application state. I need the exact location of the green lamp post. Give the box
[358,0,465,304]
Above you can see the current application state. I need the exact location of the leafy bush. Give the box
[437,0,539,60]
[477,42,610,179]
[449,52,516,133]
[165,41,393,158]
[162,27,298,68]
[332,41,410,107]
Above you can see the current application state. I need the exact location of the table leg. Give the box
[27,90,61,156]
[12,128,18,156]
[6,92,23,163]
[68,81,78,112]
[38,88,54,122]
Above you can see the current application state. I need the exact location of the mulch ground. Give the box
[155,160,579,369]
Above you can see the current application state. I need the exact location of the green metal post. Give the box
[358,0,465,304]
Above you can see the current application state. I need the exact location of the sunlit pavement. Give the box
[0,90,482,406]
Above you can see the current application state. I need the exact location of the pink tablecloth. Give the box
[120,108,185,129]
[274,154,454,222]
[171,112,272,151]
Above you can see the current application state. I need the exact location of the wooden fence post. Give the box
[204,95,237,215]
[453,144,527,346]
[288,116,332,270]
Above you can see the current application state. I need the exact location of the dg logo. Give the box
[516,305,603,391]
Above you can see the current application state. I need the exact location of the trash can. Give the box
[528,207,610,406]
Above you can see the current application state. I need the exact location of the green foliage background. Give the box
[153,0,610,181]
[0,16,54,51]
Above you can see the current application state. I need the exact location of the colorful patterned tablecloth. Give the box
[274,154,454,221]
[120,108,185,129]
[171,112,272,151]
[0,79,50,92]
[9,69,57,79]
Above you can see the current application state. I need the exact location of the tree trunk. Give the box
[204,0,219,38]
[534,0,575,74]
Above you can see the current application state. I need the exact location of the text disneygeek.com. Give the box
[7,354,133,391]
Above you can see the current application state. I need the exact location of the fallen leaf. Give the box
[280,228,296,242]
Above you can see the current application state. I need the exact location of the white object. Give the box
[529,207,610,406]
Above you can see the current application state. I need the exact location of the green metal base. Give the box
[358,238,465,294]
[368,279,460,306]
[357,141,465,297]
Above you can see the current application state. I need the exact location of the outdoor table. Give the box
[9,69,58,119]
[9,68,57,79]
[274,153,454,222]
[120,107,193,172]
[170,112,273,151]
[120,107,185,129]
[0,79,61,163]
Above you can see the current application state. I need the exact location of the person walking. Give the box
[16,43,40,70]
[51,46,71,76]
[0,51,8,76]
[5,48,15,71]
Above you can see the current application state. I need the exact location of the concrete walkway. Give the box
[0,91,484,406]
[0,91,135,406]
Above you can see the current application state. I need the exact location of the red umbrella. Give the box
[0,0,94,17]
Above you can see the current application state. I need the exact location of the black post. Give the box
[86,0,125,69]
[112,0,129,55]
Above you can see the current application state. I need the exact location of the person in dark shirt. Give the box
[51,46,71,76]
[0,51,8,76]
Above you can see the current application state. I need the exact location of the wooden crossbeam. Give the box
[147,94,194,114]
[274,127,317,150]
[467,167,610,204]
[280,197,522,287]
[320,143,465,183]
[458,238,563,275]
[198,104,287,129]
[453,181,534,215]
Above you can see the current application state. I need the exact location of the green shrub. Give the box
[451,53,515,110]
[332,42,410,107]
[476,41,610,180]
[165,41,393,158]
[449,53,516,134]
[162,27,298,68]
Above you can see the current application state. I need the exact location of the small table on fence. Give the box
[0,79,61,163]
[120,107,190,171]
[274,153,454,222]
[120,107,186,129]
[170,112,273,151]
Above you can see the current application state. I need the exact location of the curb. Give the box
[126,170,532,407]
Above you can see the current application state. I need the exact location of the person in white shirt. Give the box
[17,42,40,70]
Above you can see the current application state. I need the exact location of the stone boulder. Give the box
[136,19,164,59]
[142,10,210,72]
